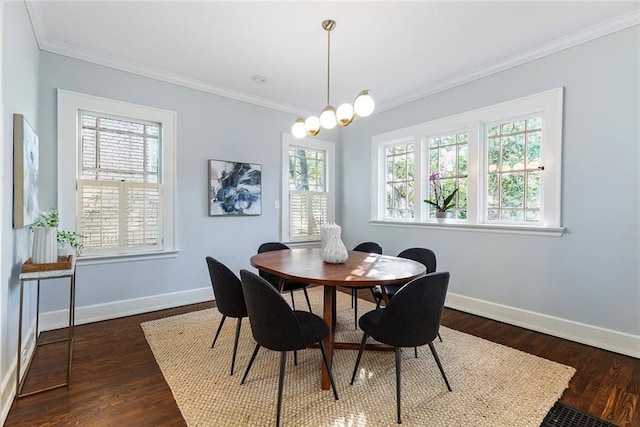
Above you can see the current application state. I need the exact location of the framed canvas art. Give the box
[208,159,261,216]
[13,114,39,228]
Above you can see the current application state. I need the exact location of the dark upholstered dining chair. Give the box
[373,247,437,306]
[257,242,313,312]
[373,247,442,350]
[239,270,338,427]
[205,256,248,375]
[344,242,383,329]
[350,272,452,424]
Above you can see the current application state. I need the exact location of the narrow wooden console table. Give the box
[16,256,76,398]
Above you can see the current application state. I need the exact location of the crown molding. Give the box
[24,1,306,116]
[24,0,47,50]
[25,1,639,116]
[378,10,640,113]
[42,37,305,116]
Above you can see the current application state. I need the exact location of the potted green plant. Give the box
[30,208,83,263]
[423,172,459,222]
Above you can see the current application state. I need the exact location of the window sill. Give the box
[281,240,321,249]
[76,250,180,266]
[370,220,565,237]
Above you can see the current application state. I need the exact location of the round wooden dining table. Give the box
[250,247,426,390]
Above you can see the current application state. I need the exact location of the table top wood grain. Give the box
[250,247,426,287]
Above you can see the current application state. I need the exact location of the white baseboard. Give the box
[40,286,213,331]
[0,364,15,427]
[1,322,37,425]
[446,292,640,359]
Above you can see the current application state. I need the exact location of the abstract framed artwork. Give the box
[13,114,39,228]
[208,159,261,216]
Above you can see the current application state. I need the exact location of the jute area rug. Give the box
[141,287,575,426]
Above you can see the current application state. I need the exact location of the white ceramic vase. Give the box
[32,227,58,264]
[321,223,348,264]
[320,222,332,251]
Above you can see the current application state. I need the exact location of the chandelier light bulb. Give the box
[354,90,375,117]
[320,106,337,129]
[336,103,354,126]
[292,118,307,139]
[305,116,321,136]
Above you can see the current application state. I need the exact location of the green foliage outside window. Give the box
[486,116,542,222]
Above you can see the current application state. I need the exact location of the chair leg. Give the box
[276,352,287,427]
[294,350,297,366]
[414,332,442,359]
[303,287,313,313]
[241,343,261,385]
[428,342,452,392]
[353,291,358,330]
[289,290,296,310]
[318,340,339,400]
[211,315,227,348]
[395,347,402,424]
[350,333,369,385]
[230,318,242,375]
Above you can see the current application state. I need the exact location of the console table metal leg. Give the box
[35,279,41,338]
[16,279,24,397]
[67,273,75,383]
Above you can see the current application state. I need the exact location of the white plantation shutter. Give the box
[78,181,120,251]
[126,184,161,249]
[78,112,163,254]
[289,191,328,239]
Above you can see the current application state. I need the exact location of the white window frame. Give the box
[281,133,335,243]
[58,89,177,261]
[381,137,416,221]
[371,88,564,236]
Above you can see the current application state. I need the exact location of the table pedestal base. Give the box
[320,286,395,390]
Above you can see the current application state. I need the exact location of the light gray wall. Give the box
[340,27,640,339]
[1,0,40,414]
[36,51,342,312]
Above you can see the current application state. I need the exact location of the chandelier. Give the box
[291,19,375,139]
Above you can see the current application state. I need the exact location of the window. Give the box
[372,88,563,234]
[281,134,335,242]
[486,117,542,222]
[289,147,327,239]
[78,112,162,254]
[58,90,177,258]
[428,130,468,219]
[384,141,414,219]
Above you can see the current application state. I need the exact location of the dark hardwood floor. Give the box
[5,290,639,426]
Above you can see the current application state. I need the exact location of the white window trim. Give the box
[281,133,335,243]
[371,88,564,236]
[57,89,178,259]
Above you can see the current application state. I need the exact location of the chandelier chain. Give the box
[326,28,331,106]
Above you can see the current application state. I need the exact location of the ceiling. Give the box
[25,1,639,117]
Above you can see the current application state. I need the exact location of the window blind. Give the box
[79,112,163,254]
[289,191,328,239]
